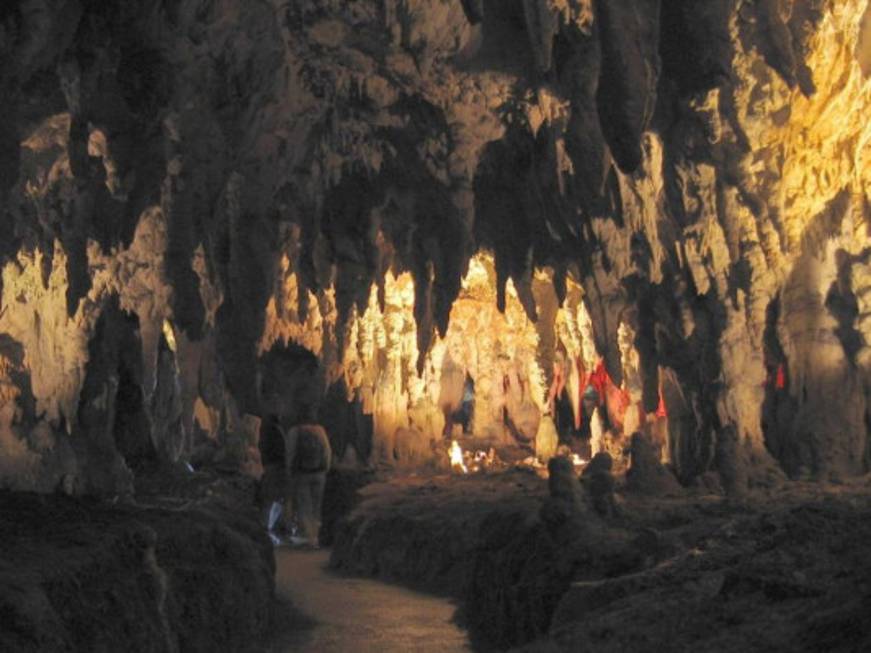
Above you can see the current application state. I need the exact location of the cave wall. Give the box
[0,0,870,492]
[260,251,609,465]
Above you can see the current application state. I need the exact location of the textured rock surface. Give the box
[330,469,547,595]
[625,432,683,497]
[331,469,871,652]
[523,484,871,653]
[0,472,274,652]
[0,0,869,491]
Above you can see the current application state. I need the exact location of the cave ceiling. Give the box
[0,0,870,491]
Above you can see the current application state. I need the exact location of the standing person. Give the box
[459,372,475,435]
[286,407,332,547]
[439,351,465,439]
[258,413,291,544]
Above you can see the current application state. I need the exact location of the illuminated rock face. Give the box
[0,0,869,491]
[261,251,603,464]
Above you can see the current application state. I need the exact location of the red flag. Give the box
[775,363,786,390]
[589,360,609,405]
[656,390,668,418]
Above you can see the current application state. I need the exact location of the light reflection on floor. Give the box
[273,549,473,653]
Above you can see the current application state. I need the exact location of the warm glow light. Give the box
[450,440,468,474]
[261,250,599,465]
[162,319,177,352]
[468,448,497,473]
[733,0,871,252]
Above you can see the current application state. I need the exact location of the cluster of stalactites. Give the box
[259,249,664,466]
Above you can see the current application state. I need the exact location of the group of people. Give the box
[255,349,625,546]
[258,407,332,547]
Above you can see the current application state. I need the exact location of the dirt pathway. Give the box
[273,548,473,652]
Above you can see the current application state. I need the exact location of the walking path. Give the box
[273,548,473,652]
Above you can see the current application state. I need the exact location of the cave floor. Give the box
[273,548,473,653]
[326,468,871,652]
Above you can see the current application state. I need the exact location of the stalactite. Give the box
[0,0,870,490]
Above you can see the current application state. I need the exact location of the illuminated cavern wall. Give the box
[259,251,638,466]
[0,0,870,493]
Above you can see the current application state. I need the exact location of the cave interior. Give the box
[1,1,871,651]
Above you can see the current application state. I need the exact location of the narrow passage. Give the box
[274,548,473,652]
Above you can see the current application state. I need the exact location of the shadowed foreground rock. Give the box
[523,487,871,653]
[0,472,274,653]
[331,469,871,652]
[625,433,683,497]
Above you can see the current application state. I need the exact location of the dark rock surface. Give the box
[527,485,871,653]
[625,432,684,497]
[0,471,275,653]
[331,470,547,597]
[581,451,619,516]
[331,470,871,652]
[318,467,378,547]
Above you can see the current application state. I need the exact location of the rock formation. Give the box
[0,0,869,492]
[625,431,683,497]
[581,450,618,516]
